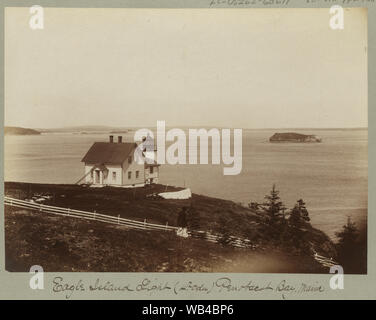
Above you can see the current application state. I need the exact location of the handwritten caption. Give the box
[51,276,325,299]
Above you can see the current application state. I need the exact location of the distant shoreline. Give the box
[4,126,41,136]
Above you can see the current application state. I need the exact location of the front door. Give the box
[95,170,100,184]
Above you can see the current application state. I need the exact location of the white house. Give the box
[80,135,160,187]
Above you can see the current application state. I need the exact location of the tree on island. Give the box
[288,199,310,229]
[261,184,286,225]
[259,184,287,242]
[335,217,366,274]
[336,217,358,249]
[286,199,312,253]
[249,185,335,255]
[253,186,314,252]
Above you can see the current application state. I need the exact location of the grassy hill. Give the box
[5,208,327,273]
[4,182,336,273]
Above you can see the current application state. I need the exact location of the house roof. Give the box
[81,142,137,164]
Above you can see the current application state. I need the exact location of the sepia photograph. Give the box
[4,7,368,274]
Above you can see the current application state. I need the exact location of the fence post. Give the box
[165,221,168,230]
[117,215,120,225]
[39,204,42,212]
[68,208,70,217]
[93,210,96,220]
[144,218,146,229]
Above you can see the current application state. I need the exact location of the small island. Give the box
[270,132,322,143]
[5,126,41,136]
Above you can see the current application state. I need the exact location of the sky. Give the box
[5,8,368,129]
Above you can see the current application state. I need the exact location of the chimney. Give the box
[109,135,114,143]
[118,136,123,143]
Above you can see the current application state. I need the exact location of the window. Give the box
[136,171,139,179]
[128,156,132,164]
[128,171,132,179]
[150,167,154,174]
[112,172,116,180]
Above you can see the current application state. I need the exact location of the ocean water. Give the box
[4,129,368,239]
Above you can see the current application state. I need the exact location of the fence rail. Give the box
[313,253,338,268]
[4,196,179,232]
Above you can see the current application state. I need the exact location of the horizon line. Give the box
[4,124,369,131]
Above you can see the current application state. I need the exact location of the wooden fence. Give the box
[4,196,254,249]
[313,252,338,268]
[4,196,178,232]
[4,196,338,268]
